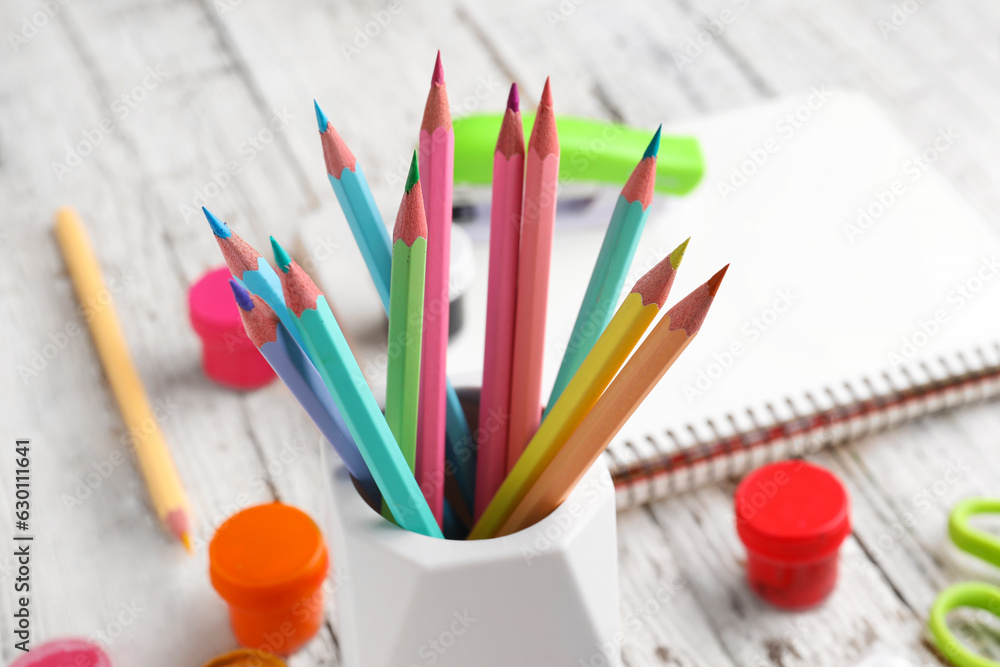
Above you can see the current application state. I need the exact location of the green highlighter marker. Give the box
[453,113,704,195]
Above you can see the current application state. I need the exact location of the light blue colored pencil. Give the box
[544,128,664,417]
[315,101,476,514]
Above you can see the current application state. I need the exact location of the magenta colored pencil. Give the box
[506,77,560,472]
[416,51,454,526]
[475,84,525,519]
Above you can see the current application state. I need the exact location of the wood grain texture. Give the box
[3,0,1000,664]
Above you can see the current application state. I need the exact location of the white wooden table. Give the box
[2,1,1000,665]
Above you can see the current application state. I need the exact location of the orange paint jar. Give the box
[209,503,329,656]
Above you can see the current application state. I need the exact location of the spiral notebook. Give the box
[583,92,1000,508]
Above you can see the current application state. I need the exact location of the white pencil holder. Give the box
[326,454,620,666]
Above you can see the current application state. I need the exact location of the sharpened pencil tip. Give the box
[229,278,255,311]
[405,150,420,193]
[203,207,231,239]
[181,532,194,554]
[314,100,330,133]
[507,83,519,112]
[540,77,553,107]
[271,236,292,273]
[669,237,690,269]
[432,50,444,85]
[707,264,729,296]
[644,125,662,160]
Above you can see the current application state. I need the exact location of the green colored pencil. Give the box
[386,153,427,473]
[271,237,442,539]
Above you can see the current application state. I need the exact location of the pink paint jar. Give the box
[735,460,850,609]
[9,638,112,667]
[189,266,275,390]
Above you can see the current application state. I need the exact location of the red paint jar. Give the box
[189,266,275,390]
[735,460,850,609]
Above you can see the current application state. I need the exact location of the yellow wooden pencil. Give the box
[54,207,194,552]
[469,241,687,539]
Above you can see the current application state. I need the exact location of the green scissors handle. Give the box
[930,583,1000,667]
[929,498,1000,667]
[950,498,1000,568]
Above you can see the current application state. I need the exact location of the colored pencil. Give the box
[470,245,684,540]
[271,238,442,538]
[314,101,393,308]
[506,77,560,472]
[545,127,664,417]
[315,99,476,516]
[416,50,455,526]
[228,280,378,502]
[496,265,728,536]
[203,207,305,351]
[386,153,427,475]
[54,207,194,551]
[475,83,525,519]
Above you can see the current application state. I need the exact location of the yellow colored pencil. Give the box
[54,207,194,552]
[496,266,727,536]
[469,241,687,539]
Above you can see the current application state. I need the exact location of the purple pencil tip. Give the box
[229,279,255,311]
[431,50,444,85]
[506,83,519,112]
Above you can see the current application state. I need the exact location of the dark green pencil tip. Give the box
[314,100,330,133]
[643,125,662,160]
[405,151,420,193]
[271,236,292,273]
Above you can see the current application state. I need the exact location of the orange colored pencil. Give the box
[495,265,728,536]
[506,77,559,472]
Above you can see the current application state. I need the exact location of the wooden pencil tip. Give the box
[271,236,292,273]
[669,237,690,269]
[229,278,255,311]
[314,99,330,133]
[203,207,231,239]
[540,77,553,107]
[405,150,420,193]
[632,251,679,308]
[432,50,445,85]
[644,125,662,160]
[507,83,519,112]
[707,264,729,296]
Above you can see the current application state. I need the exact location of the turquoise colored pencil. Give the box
[544,128,664,416]
[203,207,306,351]
[315,100,476,515]
[271,237,442,538]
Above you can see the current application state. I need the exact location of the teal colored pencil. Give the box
[272,237,442,538]
[544,128,665,417]
[316,101,476,513]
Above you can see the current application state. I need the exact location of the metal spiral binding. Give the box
[607,344,1000,510]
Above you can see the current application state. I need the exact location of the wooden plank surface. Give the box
[2,0,999,665]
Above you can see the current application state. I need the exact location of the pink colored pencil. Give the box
[475,84,525,519]
[506,77,560,472]
[417,51,454,525]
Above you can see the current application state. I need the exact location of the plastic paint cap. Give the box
[188,266,275,390]
[734,460,850,608]
[209,503,329,654]
[201,648,287,666]
[9,638,112,667]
